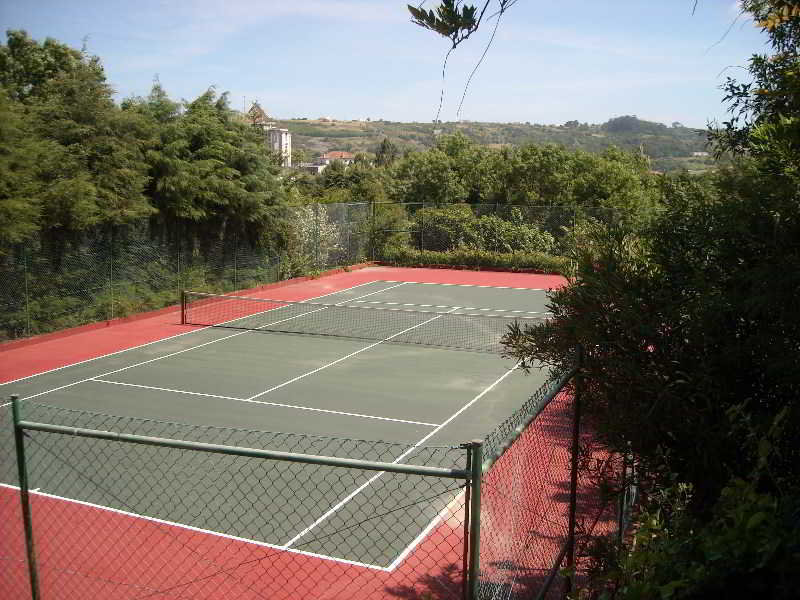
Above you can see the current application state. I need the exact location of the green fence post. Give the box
[370,201,376,261]
[11,395,41,600]
[564,344,584,597]
[109,227,115,321]
[233,234,239,291]
[466,439,483,600]
[420,203,425,252]
[23,248,31,338]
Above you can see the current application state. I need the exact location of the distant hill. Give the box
[274,115,716,173]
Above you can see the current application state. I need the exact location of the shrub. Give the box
[380,245,569,274]
[412,204,480,251]
[413,204,556,254]
[475,214,555,254]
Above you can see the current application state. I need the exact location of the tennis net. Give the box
[182,290,548,353]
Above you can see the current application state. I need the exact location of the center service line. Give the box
[245,306,458,402]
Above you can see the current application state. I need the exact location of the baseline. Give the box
[0,483,392,572]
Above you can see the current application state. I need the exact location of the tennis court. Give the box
[1,267,576,599]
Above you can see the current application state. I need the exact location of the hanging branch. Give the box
[408,1,514,123]
[457,3,507,120]
[408,1,494,50]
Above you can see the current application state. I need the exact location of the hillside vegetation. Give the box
[276,115,716,172]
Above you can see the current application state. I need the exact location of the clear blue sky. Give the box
[0,1,768,127]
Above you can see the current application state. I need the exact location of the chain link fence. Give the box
[3,360,633,599]
[0,203,373,342]
[0,201,618,344]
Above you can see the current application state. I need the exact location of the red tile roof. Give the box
[322,151,355,159]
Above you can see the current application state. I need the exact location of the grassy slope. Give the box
[275,118,717,172]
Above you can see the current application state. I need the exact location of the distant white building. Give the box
[268,128,292,167]
[692,151,710,157]
[246,101,292,167]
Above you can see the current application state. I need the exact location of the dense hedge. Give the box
[412,204,557,254]
[379,245,569,274]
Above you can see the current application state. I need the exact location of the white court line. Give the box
[245,307,460,402]
[283,361,521,549]
[9,308,331,406]
[0,280,382,392]
[0,483,391,571]
[91,379,440,428]
[382,279,550,291]
[353,300,550,316]
[0,281,394,408]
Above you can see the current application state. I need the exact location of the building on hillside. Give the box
[320,151,355,165]
[692,151,710,157]
[298,163,327,175]
[268,128,292,167]
[246,101,292,167]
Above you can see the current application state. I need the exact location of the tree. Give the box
[0,30,153,254]
[407,1,514,50]
[0,89,44,249]
[375,137,399,166]
[501,3,800,595]
[127,85,288,251]
[0,30,84,103]
[711,0,800,180]
[394,147,468,204]
[291,148,309,165]
[320,159,348,189]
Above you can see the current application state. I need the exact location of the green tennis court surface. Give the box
[2,280,552,569]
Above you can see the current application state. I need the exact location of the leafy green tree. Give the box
[501,3,800,595]
[291,148,308,165]
[0,89,44,248]
[320,159,348,189]
[128,86,288,251]
[413,203,479,250]
[1,30,153,253]
[375,137,399,166]
[0,30,84,102]
[711,0,799,181]
[393,147,468,204]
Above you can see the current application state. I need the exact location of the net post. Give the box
[24,248,31,337]
[460,443,472,600]
[370,200,376,261]
[180,289,186,325]
[108,226,115,321]
[11,395,41,600]
[465,439,483,600]
[564,344,584,596]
